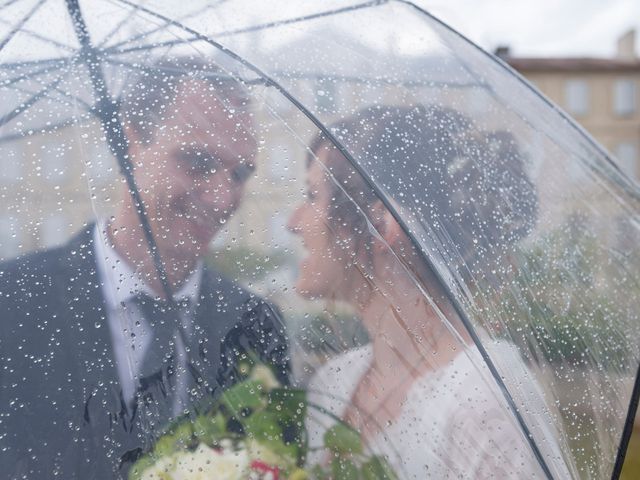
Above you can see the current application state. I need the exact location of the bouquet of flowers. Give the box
[129,362,396,480]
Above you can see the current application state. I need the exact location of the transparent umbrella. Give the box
[0,1,639,479]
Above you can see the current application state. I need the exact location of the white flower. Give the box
[246,439,291,468]
[171,443,250,480]
[249,365,281,391]
[139,455,175,480]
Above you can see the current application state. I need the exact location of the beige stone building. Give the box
[498,31,640,430]
[498,29,640,181]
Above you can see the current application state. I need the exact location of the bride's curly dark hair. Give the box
[308,104,538,289]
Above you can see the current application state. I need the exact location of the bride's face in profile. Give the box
[287,152,358,300]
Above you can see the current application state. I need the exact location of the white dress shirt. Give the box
[92,222,203,416]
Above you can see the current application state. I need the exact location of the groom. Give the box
[0,60,288,478]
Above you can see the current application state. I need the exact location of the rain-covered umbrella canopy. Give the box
[1,1,639,479]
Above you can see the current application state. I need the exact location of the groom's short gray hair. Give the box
[119,56,250,144]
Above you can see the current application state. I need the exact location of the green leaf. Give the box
[172,421,194,449]
[244,410,282,442]
[332,457,360,480]
[323,423,363,455]
[153,434,177,458]
[193,413,225,446]
[361,456,397,480]
[151,421,194,459]
[266,439,300,464]
[310,464,331,480]
[267,388,307,426]
[221,380,264,413]
[269,388,306,407]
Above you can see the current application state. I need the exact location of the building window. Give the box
[613,79,636,116]
[615,142,637,179]
[564,79,589,116]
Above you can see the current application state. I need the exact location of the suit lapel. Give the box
[192,267,241,396]
[58,224,135,475]
[193,267,290,390]
[61,224,120,411]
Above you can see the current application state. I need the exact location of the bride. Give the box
[287,105,571,479]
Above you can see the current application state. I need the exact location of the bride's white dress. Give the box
[306,344,572,479]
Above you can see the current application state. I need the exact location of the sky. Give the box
[417,0,640,58]
[2,1,639,62]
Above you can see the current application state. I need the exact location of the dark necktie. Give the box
[130,293,190,433]
[133,293,188,382]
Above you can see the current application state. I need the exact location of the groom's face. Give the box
[128,79,257,264]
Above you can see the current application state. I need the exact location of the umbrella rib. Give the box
[105,59,489,91]
[48,85,93,112]
[94,0,146,48]
[6,68,93,115]
[103,0,387,56]
[209,0,230,7]
[64,0,176,307]
[0,0,20,11]
[101,56,270,88]
[105,36,200,56]
[0,16,75,52]
[0,74,65,129]
[388,1,559,478]
[208,0,388,39]
[111,3,561,480]
[50,83,93,110]
[0,0,46,54]
[100,2,214,50]
[0,112,92,143]
[64,0,210,395]
[401,4,640,477]
[612,367,640,479]
[406,4,640,204]
[270,70,489,89]
[108,1,395,305]
[0,55,75,71]
[0,57,70,87]
[405,0,640,203]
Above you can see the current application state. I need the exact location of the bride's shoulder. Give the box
[308,345,372,389]
[304,346,372,417]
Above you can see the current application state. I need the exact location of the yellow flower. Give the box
[138,455,175,480]
[249,365,281,391]
[246,439,291,467]
[172,443,249,480]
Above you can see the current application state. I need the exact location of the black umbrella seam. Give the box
[395,1,640,478]
[99,3,217,51]
[65,0,175,303]
[109,1,560,479]
[396,1,640,205]
[102,0,387,57]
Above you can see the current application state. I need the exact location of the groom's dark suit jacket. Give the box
[0,224,289,479]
